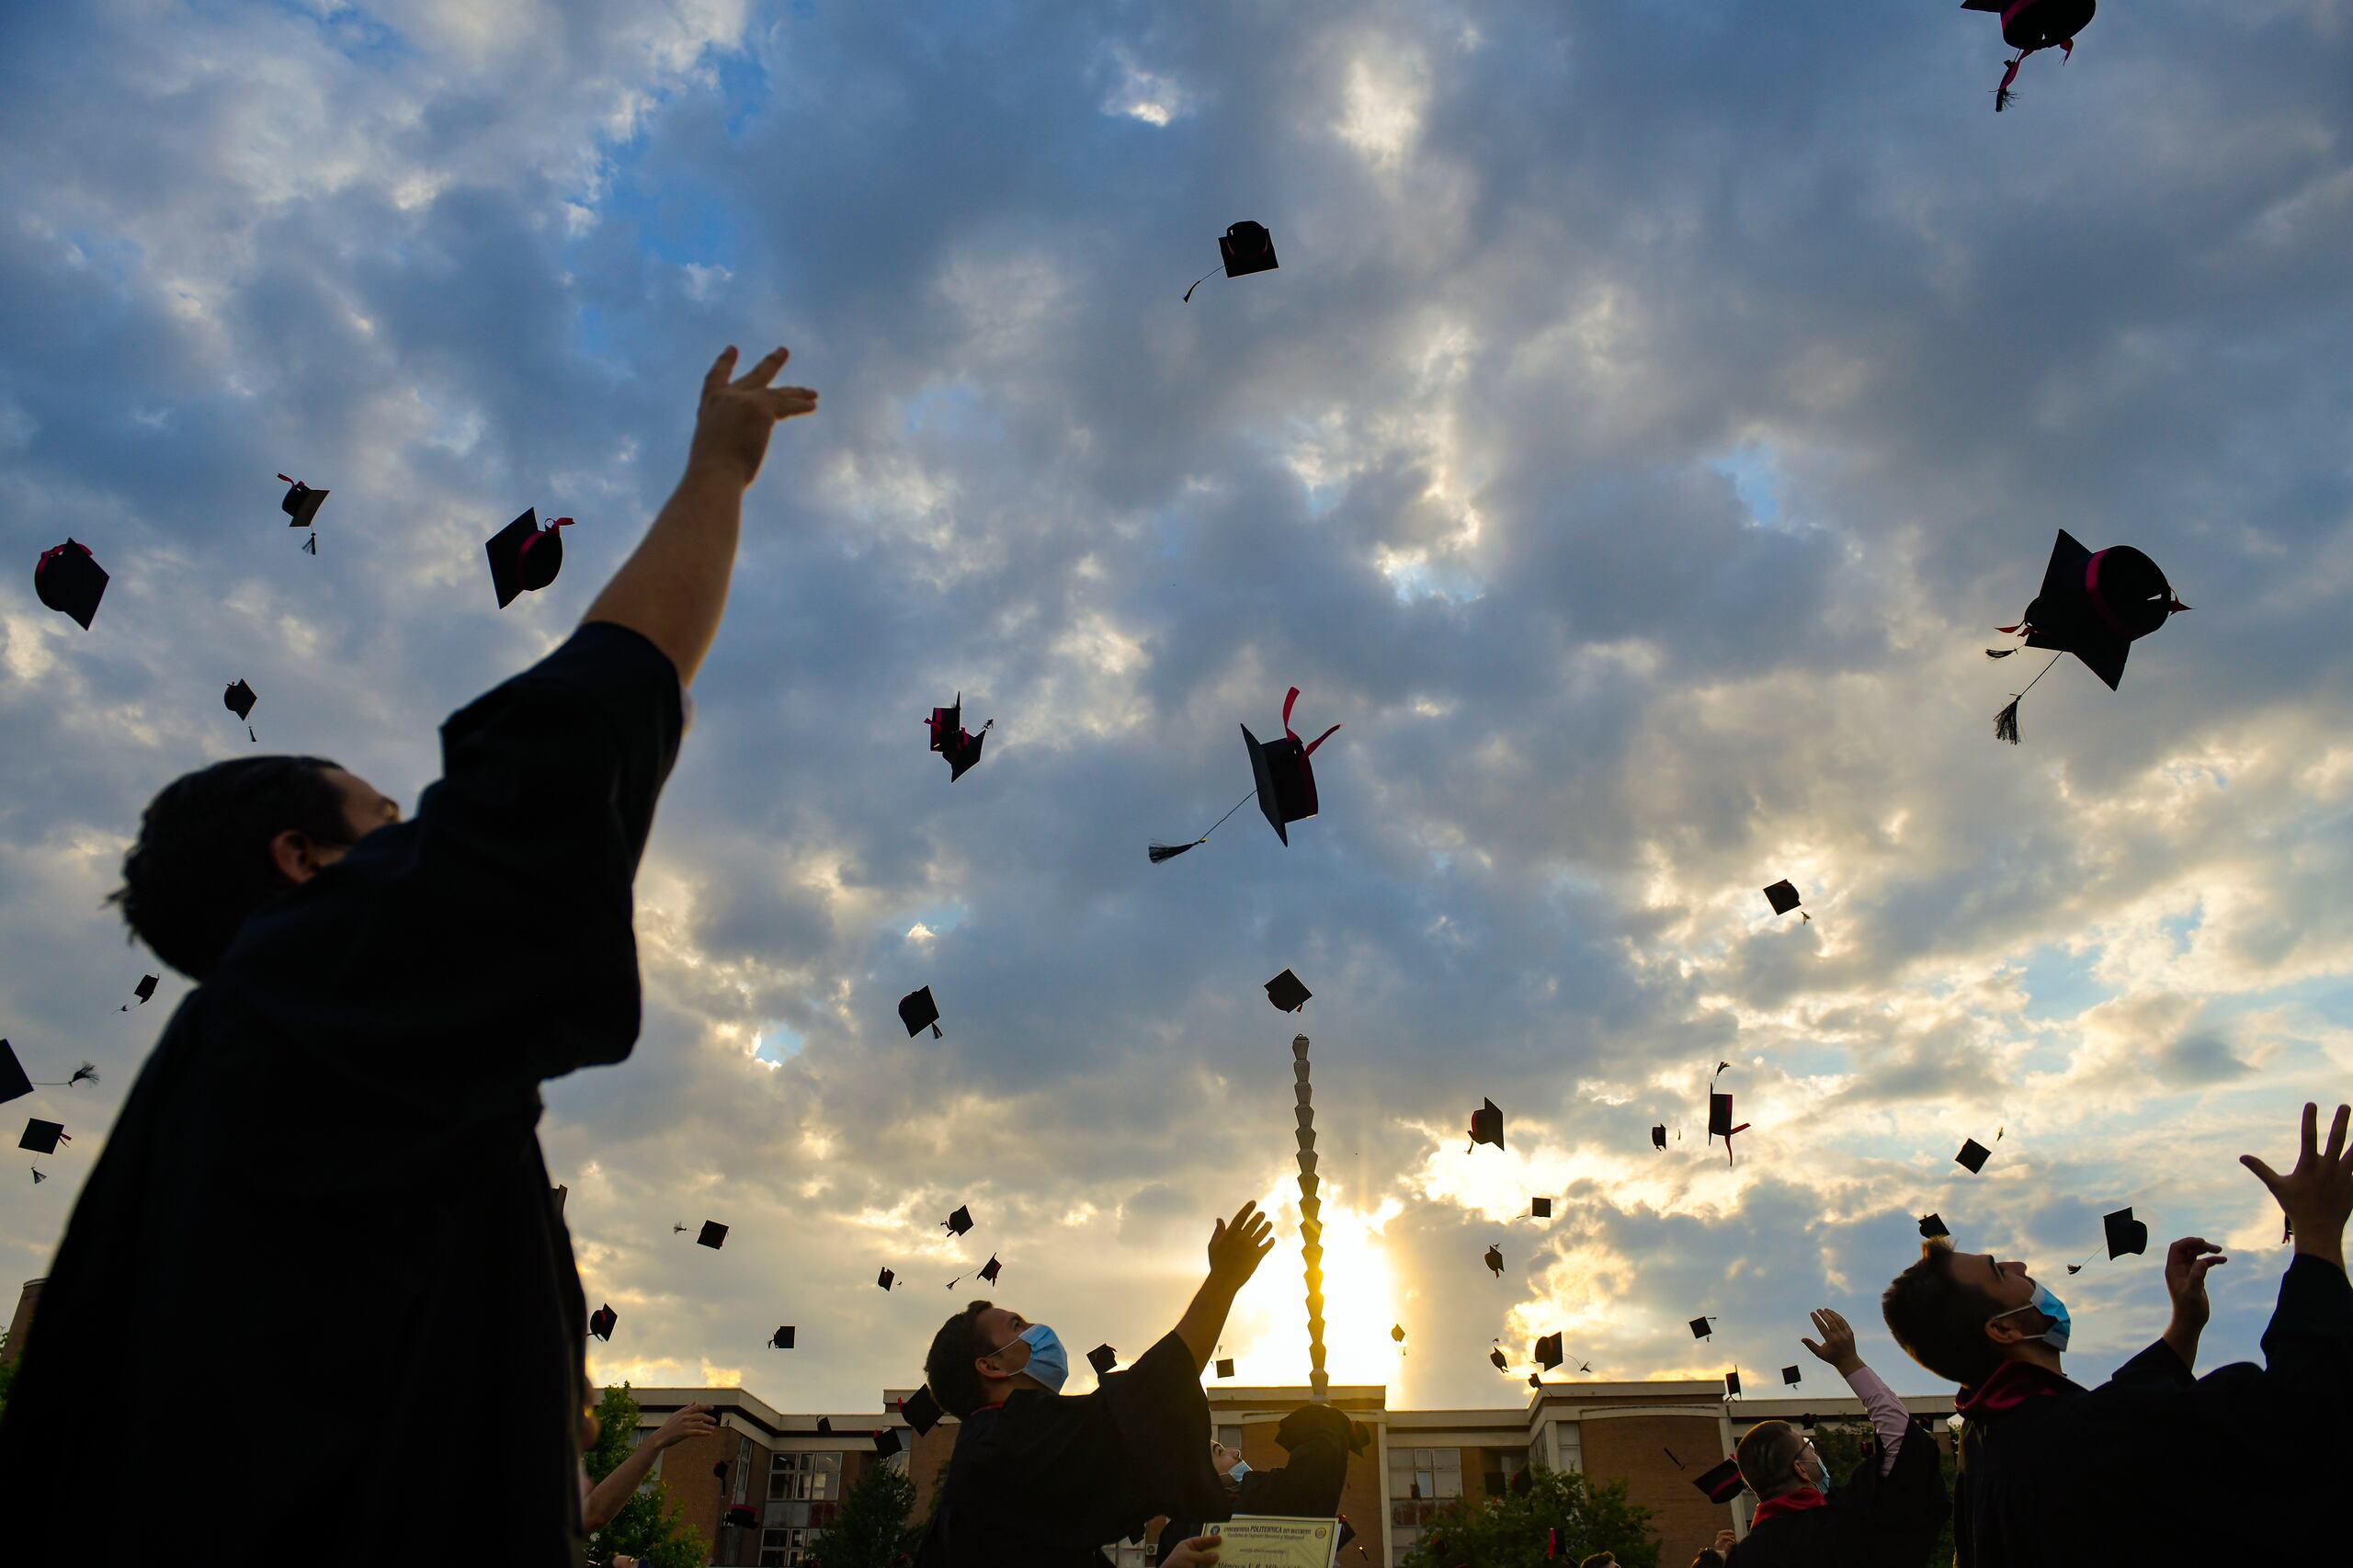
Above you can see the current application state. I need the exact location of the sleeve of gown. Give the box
[1096,1331,1230,1525]
[1235,1437,1348,1517]
[2191,1256,2353,1432]
[1841,1364,1911,1474]
[2107,1337,2197,1390]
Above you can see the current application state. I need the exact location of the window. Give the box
[758,1525,819,1567]
[1481,1447,1529,1497]
[1388,1446,1463,1539]
[767,1451,841,1504]
[733,1435,755,1504]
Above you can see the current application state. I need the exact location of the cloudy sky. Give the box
[4,0,2351,1415]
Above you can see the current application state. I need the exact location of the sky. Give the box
[3,0,2351,1417]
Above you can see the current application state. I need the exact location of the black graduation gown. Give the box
[0,623,684,1567]
[1723,1415,1947,1568]
[1159,1402,1353,1555]
[1951,1255,2351,1566]
[917,1331,1233,1568]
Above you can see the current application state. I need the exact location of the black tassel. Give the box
[30,1169,44,1185]
[301,534,316,555]
[69,1062,97,1086]
[1995,699,2020,744]
[248,725,257,743]
[1985,648,2016,659]
[1181,269,1217,303]
[930,1023,943,1040]
[1149,841,1199,863]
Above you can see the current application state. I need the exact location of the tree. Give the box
[585,1382,710,1568]
[804,1459,922,1568]
[1399,1465,1660,1568]
[1808,1417,1959,1566]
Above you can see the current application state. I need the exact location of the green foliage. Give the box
[805,1460,923,1568]
[1808,1418,1958,1566]
[585,1382,710,1568]
[1398,1465,1660,1568]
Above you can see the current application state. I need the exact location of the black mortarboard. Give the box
[925,695,993,782]
[1483,1244,1504,1277]
[1725,1369,1742,1397]
[1087,1344,1118,1375]
[1489,1347,1508,1371]
[1956,1139,1992,1174]
[978,1255,1002,1285]
[0,1041,32,1105]
[485,508,574,609]
[1265,969,1313,1013]
[1965,0,2101,112]
[899,986,943,1040]
[1181,221,1281,301]
[1651,1124,1667,1151]
[128,973,158,1009]
[1709,1092,1751,1166]
[1763,880,1803,916]
[815,1416,833,1436]
[588,1303,618,1341]
[223,679,257,743]
[1151,688,1340,861]
[877,1267,895,1290]
[723,1505,758,1528]
[1693,1457,1746,1504]
[1688,1316,1714,1340]
[698,1221,728,1248]
[942,1204,973,1237]
[1215,1357,1235,1379]
[19,1119,67,1154]
[1390,1324,1406,1343]
[1919,1213,1950,1239]
[278,474,328,530]
[903,1386,944,1435]
[1534,1331,1563,1370]
[1468,1097,1504,1152]
[1530,1196,1552,1219]
[1529,1372,1542,1389]
[34,540,108,630]
[769,1325,795,1349]
[872,1427,903,1460]
[1991,529,2187,739]
[1781,1365,1802,1386]
[2104,1207,2149,1259]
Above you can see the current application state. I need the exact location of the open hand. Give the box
[2163,1237,2226,1329]
[2242,1103,2353,1268]
[1800,1308,1863,1377]
[1206,1200,1277,1292]
[689,345,818,488]
[1714,1529,1738,1554]
[651,1402,719,1452]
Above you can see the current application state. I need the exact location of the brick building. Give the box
[629,1376,1960,1567]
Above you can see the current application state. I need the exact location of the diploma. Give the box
[1206,1515,1338,1568]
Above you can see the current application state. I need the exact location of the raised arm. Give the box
[583,345,818,686]
[585,1403,718,1532]
[1803,1308,1907,1474]
[1172,1201,1276,1372]
[2157,1236,2227,1371]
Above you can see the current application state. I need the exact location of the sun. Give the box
[1216,1187,1405,1389]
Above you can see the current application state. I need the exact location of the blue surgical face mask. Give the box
[1990,1280,2072,1352]
[1801,1442,1831,1495]
[989,1323,1071,1393]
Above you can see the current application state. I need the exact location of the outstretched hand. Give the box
[1800,1308,1863,1377]
[2163,1237,2226,1329]
[651,1402,719,1452]
[689,345,818,488]
[2242,1102,2353,1269]
[1206,1200,1277,1292]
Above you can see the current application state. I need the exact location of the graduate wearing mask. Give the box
[1157,1401,1360,1556]
[1881,1102,2353,1565]
[915,1201,1276,1566]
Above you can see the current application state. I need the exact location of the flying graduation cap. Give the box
[588,1304,618,1341]
[1651,1124,1667,1151]
[1181,220,1280,302]
[1989,529,2187,743]
[34,539,108,630]
[1534,1332,1564,1370]
[0,1042,30,1105]
[1483,1244,1504,1278]
[1087,1344,1119,1375]
[769,1325,796,1349]
[1725,1369,1743,1397]
[2103,1207,2148,1259]
[1215,1357,1235,1379]
[1919,1213,1951,1239]
[1782,1365,1803,1386]
[902,1386,944,1436]
[697,1221,729,1248]
[871,1426,904,1460]
[1529,1196,1552,1219]
[1708,1092,1750,1166]
[1265,969,1313,1013]
[926,695,993,782]
[19,1119,68,1154]
[1693,1456,1747,1504]
[278,473,327,552]
[1689,1316,1716,1341]
[942,1205,974,1237]
[899,986,943,1040]
[877,1267,896,1290]
[224,679,258,743]
[978,1255,1003,1285]
[1963,0,2097,113]
[1956,1138,1993,1175]
[123,974,158,1011]
[1763,880,1809,922]
[1490,1346,1509,1371]
[1151,687,1339,862]
[1467,1097,1505,1153]
[485,509,574,608]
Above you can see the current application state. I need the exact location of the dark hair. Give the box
[1735,1419,1805,1499]
[925,1300,995,1419]
[1882,1237,2005,1387]
[108,755,351,979]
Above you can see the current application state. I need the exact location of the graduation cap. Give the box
[1688,1316,1715,1340]
[769,1325,796,1349]
[277,474,327,551]
[1725,1369,1743,1397]
[902,1386,944,1436]
[1963,0,2099,112]
[588,1304,618,1341]
[942,1205,973,1237]
[1265,969,1312,1013]
[34,539,108,630]
[1693,1456,1746,1504]
[1919,1213,1951,1239]
[697,1221,729,1248]
[1763,880,1809,921]
[1528,1372,1542,1389]
[0,1041,30,1105]
[1956,1138,1992,1175]
[1483,1244,1504,1277]
[485,509,574,608]
[1490,1347,1509,1371]
[1086,1343,1118,1375]
[1530,1196,1552,1219]
[1467,1097,1505,1152]
[1708,1092,1751,1166]
[815,1416,833,1436]
[1181,220,1280,301]
[978,1255,1002,1285]
[1651,1124,1667,1151]
[1781,1365,1802,1386]
[925,695,993,782]
[1534,1331,1564,1370]
[877,1267,895,1290]
[899,986,943,1040]
[1150,687,1339,861]
[1991,529,2187,741]
[223,679,258,743]
[1215,1357,1235,1379]
[2104,1207,2149,1259]
[19,1119,67,1154]
[872,1426,903,1460]
[123,973,158,1010]
[723,1505,758,1528]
